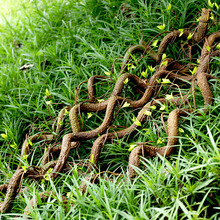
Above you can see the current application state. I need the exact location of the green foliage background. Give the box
[0,0,220,219]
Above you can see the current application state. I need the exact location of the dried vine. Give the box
[0,8,220,215]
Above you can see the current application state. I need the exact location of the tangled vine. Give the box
[0,8,220,215]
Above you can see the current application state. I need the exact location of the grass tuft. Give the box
[0,0,219,219]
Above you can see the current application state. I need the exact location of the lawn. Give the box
[0,0,220,219]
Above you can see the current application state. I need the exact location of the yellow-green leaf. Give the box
[157,137,164,144]
[162,53,167,60]
[216,43,220,50]
[149,105,156,110]
[197,59,200,64]
[58,121,64,126]
[156,78,161,83]
[160,104,166,110]
[127,64,135,70]
[122,102,130,108]
[98,99,105,103]
[166,3,171,10]
[64,109,69,116]
[162,78,171,84]
[187,33,192,40]
[46,100,52,105]
[178,128,184,133]
[157,24,165,30]
[104,71,111,76]
[67,192,73,198]
[1,133,8,140]
[44,167,53,180]
[123,78,129,84]
[144,110,152,116]
[196,16,201,22]
[148,66,155,73]
[178,29,184,37]
[10,142,17,149]
[141,69,148,78]
[189,66,197,75]
[128,144,137,152]
[206,46,211,51]
[48,168,53,174]
[22,165,27,172]
[132,115,142,127]
[208,0,214,8]
[28,140,33,146]
[210,12,214,20]
[23,154,28,160]
[165,93,174,100]
[134,119,142,127]
[152,40,159,47]
[74,165,82,172]
[160,60,168,67]
[215,2,219,9]
[26,140,33,146]
[87,113,93,119]
[44,173,49,180]
[90,154,95,164]
[143,128,151,135]
[45,89,51,97]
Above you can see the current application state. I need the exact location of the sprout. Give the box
[128,144,137,152]
[165,93,174,100]
[187,33,192,40]
[141,69,148,78]
[178,29,184,37]
[1,133,8,140]
[157,24,165,30]
[162,78,171,84]
[87,113,93,119]
[189,67,197,75]
[123,78,129,84]
[104,71,111,76]
[160,104,166,110]
[122,102,130,108]
[166,3,171,10]
[144,110,152,116]
[152,40,159,47]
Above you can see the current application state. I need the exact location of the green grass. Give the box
[0,0,220,219]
